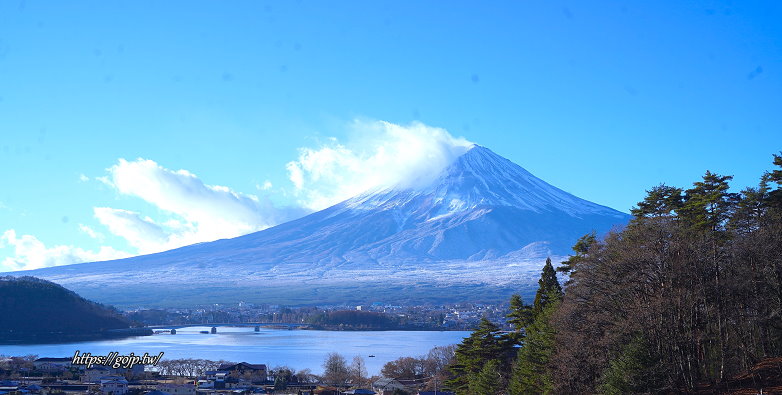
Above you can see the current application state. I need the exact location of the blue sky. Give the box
[1,1,780,271]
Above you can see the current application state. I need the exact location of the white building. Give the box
[99,376,128,395]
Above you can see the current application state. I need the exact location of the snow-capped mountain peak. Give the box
[346,145,623,219]
[10,145,630,307]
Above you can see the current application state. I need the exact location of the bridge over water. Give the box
[145,322,311,331]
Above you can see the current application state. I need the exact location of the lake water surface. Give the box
[1,326,470,375]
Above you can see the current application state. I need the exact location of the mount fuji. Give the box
[12,145,629,307]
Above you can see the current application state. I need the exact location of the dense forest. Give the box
[445,152,782,394]
[306,310,400,330]
[0,276,147,343]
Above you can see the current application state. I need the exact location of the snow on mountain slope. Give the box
[350,145,621,216]
[10,145,629,307]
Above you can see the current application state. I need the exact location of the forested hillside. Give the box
[445,152,782,394]
[0,276,143,343]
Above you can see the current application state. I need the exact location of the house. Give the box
[372,378,424,395]
[99,375,128,395]
[204,371,229,381]
[372,378,408,395]
[201,371,230,390]
[121,363,147,378]
[344,390,376,394]
[217,362,267,382]
[83,364,145,382]
[195,379,213,390]
[84,366,113,382]
[33,357,72,372]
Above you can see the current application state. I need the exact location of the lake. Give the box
[1,326,470,376]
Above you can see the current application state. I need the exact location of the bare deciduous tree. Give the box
[322,352,350,385]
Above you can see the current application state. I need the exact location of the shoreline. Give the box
[0,328,153,345]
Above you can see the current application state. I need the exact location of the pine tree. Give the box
[506,294,533,344]
[447,318,513,393]
[509,290,561,395]
[767,152,782,209]
[468,359,504,395]
[729,175,771,234]
[770,152,782,184]
[630,184,684,218]
[508,259,564,395]
[532,258,562,317]
[556,232,597,277]
[680,171,738,232]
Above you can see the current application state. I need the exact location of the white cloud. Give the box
[258,180,273,191]
[0,229,130,271]
[288,163,304,190]
[78,224,104,240]
[95,159,307,254]
[93,208,170,253]
[286,120,474,210]
[96,176,111,186]
[1,119,474,270]
[108,159,273,231]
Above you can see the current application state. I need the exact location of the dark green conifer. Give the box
[729,175,771,233]
[507,259,564,395]
[556,232,596,276]
[532,258,562,317]
[630,184,684,218]
[679,171,738,232]
[506,294,533,343]
[447,318,513,393]
[770,152,782,184]
[509,289,561,395]
[767,152,782,209]
[468,359,504,395]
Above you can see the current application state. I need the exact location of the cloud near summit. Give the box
[0,119,472,270]
[97,120,472,254]
[286,120,474,210]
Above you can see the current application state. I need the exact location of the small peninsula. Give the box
[0,276,150,344]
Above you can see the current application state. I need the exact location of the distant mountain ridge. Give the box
[9,145,630,307]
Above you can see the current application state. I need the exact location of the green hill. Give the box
[0,276,149,343]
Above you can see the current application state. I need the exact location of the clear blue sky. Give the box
[1,1,780,270]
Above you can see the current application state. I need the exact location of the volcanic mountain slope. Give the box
[12,146,630,307]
